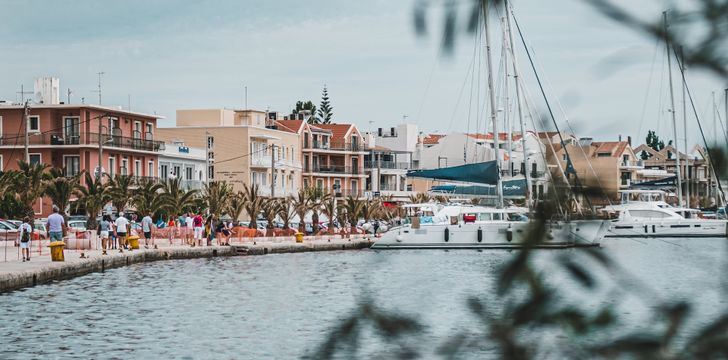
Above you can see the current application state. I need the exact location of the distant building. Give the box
[157,142,207,190]
[363,124,419,201]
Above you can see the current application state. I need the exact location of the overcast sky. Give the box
[0,0,725,145]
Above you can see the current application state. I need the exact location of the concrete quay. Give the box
[0,237,374,294]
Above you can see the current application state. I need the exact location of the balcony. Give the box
[304,164,363,175]
[364,161,414,170]
[5,132,165,152]
[304,140,364,152]
[620,160,644,168]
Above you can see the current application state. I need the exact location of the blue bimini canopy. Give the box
[407,161,499,185]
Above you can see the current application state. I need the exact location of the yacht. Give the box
[371,204,609,249]
[602,190,727,238]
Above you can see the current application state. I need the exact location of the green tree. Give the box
[107,174,134,215]
[292,100,319,124]
[291,189,311,233]
[203,181,232,219]
[307,188,331,234]
[226,190,246,222]
[317,85,333,124]
[43,168,80,222]
[160,178,199,218]
[242,183,264,230]
[73,172,110,229]
[276,196,296,231]
[260,198,278,236]
[341,195,364,235]
[321,195,338,233]
[14,161,49,220]
[131,179,166,219]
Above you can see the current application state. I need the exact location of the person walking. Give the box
[98,215,111,255]
[205,215,214,246]
[193,213,204,247]
[47,206,65,243]
[185,213,194,246]
[168,215,176,245]
[18,217,33,262]
[115,212,130,252]
[141,213,154,249]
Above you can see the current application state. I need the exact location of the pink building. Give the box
[0,104,163,217]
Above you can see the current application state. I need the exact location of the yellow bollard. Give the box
[295,232,304,243]
[49,241,66,262]
[127,235,140,250]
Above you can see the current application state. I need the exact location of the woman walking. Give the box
[99,215,111,255]
[18,217,33,262]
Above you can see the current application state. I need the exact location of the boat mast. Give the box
[502,18,514,178]
[664,10,683,207]
[680,47,690,207]
[483,0,504,207]
[504,0,530,207]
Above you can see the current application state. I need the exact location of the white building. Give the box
[158,142,207,190]
[364,124,420,200]
[34,77,60,105]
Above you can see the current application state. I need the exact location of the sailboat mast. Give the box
[502,18,514,177]
[664,10,683,207]
[504,0,530,207]
[483,0,504,207]
[680,47,690,207]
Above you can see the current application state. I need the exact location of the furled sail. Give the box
[406,161,499,185]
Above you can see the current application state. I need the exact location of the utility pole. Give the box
[23,100,30,164]
[98,114,104,181]
[244,85,248,110]
[483,0,504,207]
[664,11,683,207]
[67,88,72,104]
[270,144,276,198]
[505,0,530,207]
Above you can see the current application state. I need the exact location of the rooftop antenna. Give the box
[91,72,105,105]
[244,85,248,110]
[67,88,73,104]
[402,114,409,121]
[16,84,32,104]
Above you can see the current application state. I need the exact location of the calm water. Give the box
[1,238,727,359]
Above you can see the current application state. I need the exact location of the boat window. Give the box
[493,213,503,221]
[628,210,671,219]
[478,213,493,221]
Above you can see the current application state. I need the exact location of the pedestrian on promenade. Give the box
[115,212,130,252]
[193,213,204,247]
[47,206,65,242]
[218,219,231,245]
[18,217,32,262]
[142,213,154,248]
[185,213,194,246]
[168,216,176,245]
[99,215,111,255]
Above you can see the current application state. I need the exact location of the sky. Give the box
[0,0,725,146]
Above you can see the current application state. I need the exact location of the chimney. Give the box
[627,136,632,146]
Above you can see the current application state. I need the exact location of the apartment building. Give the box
[156,109,301,197]
[157,142,207,190]
[0,104,163,216]
[363,124,419,200]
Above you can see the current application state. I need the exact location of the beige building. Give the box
[157,109,302,197]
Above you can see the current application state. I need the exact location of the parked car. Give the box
[67,220,87,232]
[0,220,19,241]
[7,220,22,228]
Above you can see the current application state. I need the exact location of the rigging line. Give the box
[465,23,482,164]
[637,36,662,143]
[712,98,728,147]
[527,45,614,208]
[414,54,440,128]
[672,48,726,206]
[511,10,595,210]
[213,144,273,165]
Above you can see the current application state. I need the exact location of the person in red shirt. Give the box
[193,213,204,247]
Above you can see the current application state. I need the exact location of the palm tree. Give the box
[260,198,278,236]
[242,183,263,230]
[160,178,199,219]
[291,189,310,233]
[203,181,232,219]
[307,188,331,234]
[74,172,110,229]
[276,196,296,232]
[408,192,431,204]
[342,196,364,235]
[226,191,246,222]
[14,161,49,220]
[107,174,134,215]
[43,168,80,222]
[321,195,338,234]
[131,179,166,219]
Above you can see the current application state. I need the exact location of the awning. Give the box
[407,161,498,185]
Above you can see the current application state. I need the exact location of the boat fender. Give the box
[506,228,513,242]
[444,227,449,242]
[477,227,483,243]
[395,235,403,242]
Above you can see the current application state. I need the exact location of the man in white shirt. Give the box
[115,213,130,252]
[185,213,194,246]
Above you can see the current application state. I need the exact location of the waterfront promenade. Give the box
[0,235,374,294]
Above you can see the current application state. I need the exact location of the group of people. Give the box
[18,205,66,262]
[96,212,155,254]
[166,213,234,247]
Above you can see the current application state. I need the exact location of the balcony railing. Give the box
[304,165,362,175]
[304,140,363,152]
[4,132,165,152]
[620,160,644,168]
[364,161,414,170]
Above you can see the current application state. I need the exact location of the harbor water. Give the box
[1,238,727,359]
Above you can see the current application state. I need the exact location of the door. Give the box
[64,117,80,145]
[351,157,359,175]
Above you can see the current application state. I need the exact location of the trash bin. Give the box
[127,235,140,250]
[49,241,66,262]
[295,232,304,243]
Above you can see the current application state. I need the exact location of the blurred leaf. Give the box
[589,334,662,357]
[562,260,595,288]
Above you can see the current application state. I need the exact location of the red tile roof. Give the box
[275,120,305,133]
[315,123,353,141]
[422,134,445,145]
[592,141,629,157]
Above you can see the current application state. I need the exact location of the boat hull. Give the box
[605,219,728,238]
[371,220,609,250]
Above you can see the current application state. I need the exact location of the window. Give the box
[304,132,310,148]
[64,156,80,177]
[28,115,40,132]
[134,160,141,176]
[29,154,41,165]
[0,155,3,171]
[108,117,119,132]
[304,178,309,188]
[333,179,341,192]
[109,157,116,177]
[63,117,80,144]
[316,179,324,189]
[121,158,128,176]
[208,165,214,180]
[562,154,567,161]
[207,136,214,149]
[185,167,193,180]
[148,161,154,177]
[173,165,181,177]
[133,121,142,139]
[351,179,358,192]
[160,164,168,180]
[145,123,153,137]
